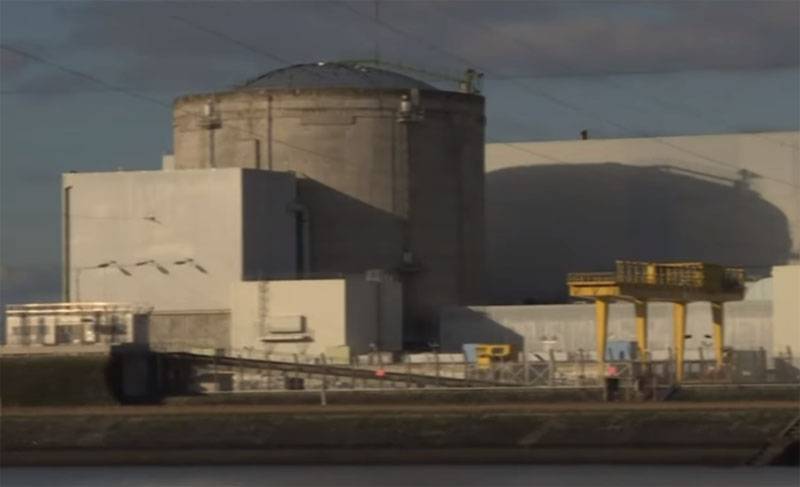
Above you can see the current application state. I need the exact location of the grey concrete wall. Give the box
[440,301,773,357]
[63,168,295,311]
[484,132,800,304]
[173,88,485,344]
[377,277,403,351]
[241,169,297,279]
[148,310,230,349]
[345,278,379,355]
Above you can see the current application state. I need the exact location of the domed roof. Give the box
[240,62,437,90]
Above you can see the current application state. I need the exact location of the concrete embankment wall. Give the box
[161,386,800,407]
[0,350,164,406]
[0,354,118,406]
[2,405,797,466]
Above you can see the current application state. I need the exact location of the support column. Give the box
[673,302,687,382]
[595,298,609,377]
[635,300,648,362]
[711,302,724,369]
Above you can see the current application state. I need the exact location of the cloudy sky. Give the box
[1,0,799,307]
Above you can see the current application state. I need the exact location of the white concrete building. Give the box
[47,166,405,356]
[63,168,297,310]
[230,276,402,357]
[485,131,800,304]
[4,303,149,347]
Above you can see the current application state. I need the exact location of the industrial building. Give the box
[11,62,485,357]
[3,63,798,367]
[170,62,486,339]
[483,131,800,304]
[440,131,799,362]
[440,265,799,360]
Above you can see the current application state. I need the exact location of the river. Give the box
[2,465,798,487]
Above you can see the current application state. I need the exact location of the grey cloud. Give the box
[411,1,800,77]
[3,1,798,93]
[0,47,30,75]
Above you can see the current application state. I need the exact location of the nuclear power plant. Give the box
[4,62,486,357]
[3,62,799,369]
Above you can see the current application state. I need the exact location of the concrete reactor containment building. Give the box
[31,62,486,356]
[171,62,486,340]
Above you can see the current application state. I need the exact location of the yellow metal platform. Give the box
[567,261,745,382]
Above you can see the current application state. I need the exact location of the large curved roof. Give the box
[240,62,437,90]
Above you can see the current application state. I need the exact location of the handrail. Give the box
[568,261,745,291]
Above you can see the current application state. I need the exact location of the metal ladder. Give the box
[256,281,269,335]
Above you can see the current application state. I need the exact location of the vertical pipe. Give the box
[62,184,72,301]
[208,128,215,168]
[434,347,441,386]
[711,302,724,369]
[645,264,656,284]
[595,299,609,377]
[319,354,328,406]
[267,95,273,171]
[253,139,261,170]
[673,302,687,382]
[290,204,311,277]
[635,300,649,362]
[523,342,530,385]
[375,280,383,350]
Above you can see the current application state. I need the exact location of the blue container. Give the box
[462,343,480,363]
[606,340,638,361]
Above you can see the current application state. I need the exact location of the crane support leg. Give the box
[596,298,609,376]
[635,300,648,362]
[673,302,687,382]
[712,302,724,368]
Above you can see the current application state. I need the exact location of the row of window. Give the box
[10,324,128,336]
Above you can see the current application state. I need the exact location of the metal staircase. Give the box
[746,414,800,466]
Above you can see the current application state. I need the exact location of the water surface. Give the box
[2,465,799,487]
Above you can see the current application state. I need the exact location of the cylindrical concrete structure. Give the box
[172,63,485,343]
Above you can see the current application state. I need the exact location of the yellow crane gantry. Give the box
[567,261,745,382]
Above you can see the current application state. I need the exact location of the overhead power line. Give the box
[338,2,799,190]
[0,44,345,165]
[170,16,293,67]
[0,45,169,108]
[168,15,329,84]
[426,2,800,152]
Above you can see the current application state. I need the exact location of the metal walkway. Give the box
[163,352,513,388]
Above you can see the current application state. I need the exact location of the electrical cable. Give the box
[426,2,800,152]
[0,44,348,165]
[337,2,800,190]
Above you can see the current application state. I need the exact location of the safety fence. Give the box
[149,343,778,394]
